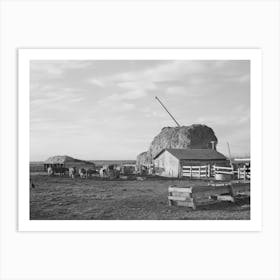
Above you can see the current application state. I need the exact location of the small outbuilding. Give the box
[153,148,229,177]
[44,155,70,171]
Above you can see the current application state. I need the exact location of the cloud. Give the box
[104,61,207,86]
[30,60,250,160]
[31,62,63,77]
[97,94,136,113]
[238,74,250,83]
[117,80,157,91]
[99,60,250,101]
[165,86,187,96]
[120,103,136,111]
[68,97,85,103]
[89,78,105,87]
[31,86,85,103]
[150,61,207,82]
[31,60,95,73]
[30,86,88,128]
[196,110,250,127]
[97,87,148,106]
[121,90,147,100]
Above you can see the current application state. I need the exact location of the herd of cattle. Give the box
[46,165,121,179]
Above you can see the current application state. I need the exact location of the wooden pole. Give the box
[155,96,180,127]
[227,142,232,164]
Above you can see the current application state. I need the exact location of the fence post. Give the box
[168,188,173,206]
[199,166,201,179]
[190,166,192,179]
[208,164,211,178]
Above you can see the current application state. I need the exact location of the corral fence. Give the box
[181,164,250,180]
[168,181,250,209]
[181,165,209,179]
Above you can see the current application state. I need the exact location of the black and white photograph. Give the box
[28,55,251,221]
[2,1,280,280]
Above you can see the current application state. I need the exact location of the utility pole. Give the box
[227,142,232,164]
[155,96,180,127]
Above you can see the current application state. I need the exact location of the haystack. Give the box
[44,155,95,171]
[44,155,75,164]
[136,124,218,167]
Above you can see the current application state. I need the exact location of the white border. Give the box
[18,48,262,232]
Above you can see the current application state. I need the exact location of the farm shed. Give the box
[153,148,229,178]
[43,155,95,171]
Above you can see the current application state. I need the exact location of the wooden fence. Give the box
[168,181,250,209]
[181,165,209,179]
[181,164,250,180]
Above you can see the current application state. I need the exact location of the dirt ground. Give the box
[30,174,250,220]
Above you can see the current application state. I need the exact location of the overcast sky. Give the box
[30,60,250,161]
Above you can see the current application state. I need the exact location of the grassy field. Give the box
[30,173,250,220]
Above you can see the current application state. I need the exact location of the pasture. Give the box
[30,173,250,220]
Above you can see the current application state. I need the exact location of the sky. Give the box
[30,60,250,161]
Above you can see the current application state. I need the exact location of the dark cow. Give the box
[53,167,68,176]
[79,168,87,178]
[85,168,98,178]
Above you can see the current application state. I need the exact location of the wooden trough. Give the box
[168,181,250,210]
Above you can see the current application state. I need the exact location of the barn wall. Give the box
[154,151,180,177]
[179,159,229,167]
[154,152,229,178]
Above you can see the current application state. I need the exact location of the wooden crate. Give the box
[168,186,196,209]
[168,182,250,209]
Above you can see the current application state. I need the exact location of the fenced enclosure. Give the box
[168,181,250,209]
[181,164,250,180]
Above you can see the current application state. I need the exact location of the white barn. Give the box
[153,148,228,177]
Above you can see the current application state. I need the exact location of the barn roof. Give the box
[154,149,227,160]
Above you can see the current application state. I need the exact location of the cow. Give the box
[79,168,87,178]
[69,167,77,179]
[99,168,107,177]
[47,166,54,176]
[53,167,68,176]
[85,168,97,178]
